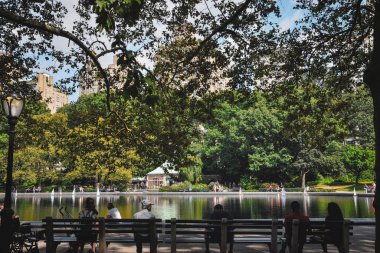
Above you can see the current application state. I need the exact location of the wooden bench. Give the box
[164,218,284,253]
[284,219,353,253]
[42,217,374,253]
[43,217,162,253]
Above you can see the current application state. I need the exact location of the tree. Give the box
[179,162,203,185]
[340,85,375,149]
[1,0,379,248]
[13,146,50,190]
[320,141,346,179]
[200,92,290,184]
[291,146,323,188]
[283,2,380,247]
[342,145,375,184]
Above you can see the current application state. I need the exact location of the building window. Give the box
[153,177,160,187]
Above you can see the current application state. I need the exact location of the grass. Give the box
[315,182,374,192]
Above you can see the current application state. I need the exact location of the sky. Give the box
[36,0,301,103]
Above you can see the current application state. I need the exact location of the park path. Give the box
[35,225,374,253]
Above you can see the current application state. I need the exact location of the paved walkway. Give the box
[35,225,374,253]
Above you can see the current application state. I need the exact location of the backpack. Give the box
[76,210,98,242]
[80,211,96,231]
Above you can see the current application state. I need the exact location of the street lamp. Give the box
[1,92,25,209]
[0,92,25,253]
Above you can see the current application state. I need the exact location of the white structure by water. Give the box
[281,187,286,196]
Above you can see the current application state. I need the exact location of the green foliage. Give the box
[317,176,335,186]
[239,176,258,190]
[341,145,375,184]
[0,0,377,194]
[200,92,290,183]
[159,182,208,192]
[340,85,374,149]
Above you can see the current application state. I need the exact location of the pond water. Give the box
[10,193,375,221]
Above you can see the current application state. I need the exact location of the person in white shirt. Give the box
[107,203,122,219]
[133,199,155,253]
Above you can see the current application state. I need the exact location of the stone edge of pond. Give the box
[0,191,375,197]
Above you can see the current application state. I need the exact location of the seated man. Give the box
[281,201,310,253]
[133,199,156,253]
[205,204,233,253]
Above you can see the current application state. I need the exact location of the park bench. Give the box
[41,217,374,253]
[43,217,163,253]
[284,219,354,253]
[164,218,284,253]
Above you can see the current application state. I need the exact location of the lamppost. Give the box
[0,92,25,252]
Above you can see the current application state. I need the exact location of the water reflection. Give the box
[7,194,376,221]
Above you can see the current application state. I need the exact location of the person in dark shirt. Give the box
[76,197,98,253]
[281,201,310,253]
[205,204,233,253]
[322,202,344,253]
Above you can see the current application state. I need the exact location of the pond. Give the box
[10,193,375,221]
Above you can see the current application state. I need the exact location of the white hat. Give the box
[141,199,153,207]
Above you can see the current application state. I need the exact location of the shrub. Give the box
[159,182,209,192]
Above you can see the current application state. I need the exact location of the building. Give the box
[35,73,69,113]
[79,55,125,96]
[146,162,179,188]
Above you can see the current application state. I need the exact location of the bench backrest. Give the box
[43,217,162,253]
[165,218,283,253]
[289,219,352,253]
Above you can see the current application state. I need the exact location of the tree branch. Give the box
[184,0,253,64]
[0,7,112,112]
[167,0,253,87]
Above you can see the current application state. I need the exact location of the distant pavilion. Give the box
[146,162,179,188]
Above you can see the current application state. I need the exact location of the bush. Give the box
[261,182,279,190]
[159,182,209,192]
[240,177,259,190]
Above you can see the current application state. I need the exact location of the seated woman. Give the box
[322,202,344,253]
[74,197,98,253]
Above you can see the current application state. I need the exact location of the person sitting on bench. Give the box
[205,204,234,253]
[281,201,310,253]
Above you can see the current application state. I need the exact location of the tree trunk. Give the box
[355,173,361,185]
[363,1,380,251]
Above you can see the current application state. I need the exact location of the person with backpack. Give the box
[77,197,98,253]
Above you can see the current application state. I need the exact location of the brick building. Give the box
[146,162,179,188]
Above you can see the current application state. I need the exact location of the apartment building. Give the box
[79,55,123,96]
[36,73,69,113]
